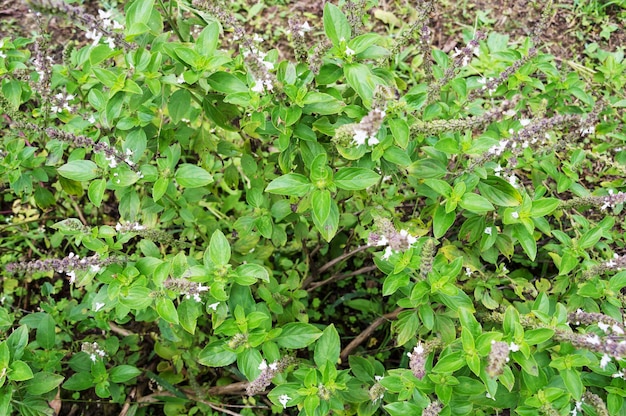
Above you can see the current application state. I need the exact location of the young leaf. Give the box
[323,3,351,46]
[311,189,339,242]
[314,324,340,367]
[209,229,231,266]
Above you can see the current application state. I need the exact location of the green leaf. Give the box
[110,365,142,383]
[152,177,169,202]
[459,193,494,213]
[207,72,248,94]
[389,118,409,148]
[209,229,231,266]
[63,372,94,391]
[126,0,155,36]
[561,369,583,400]
[530,198,560,217]
[195,22,219,56]
[344,63,377,106]
[88,178,106,207]
[432,350,465,373]
[155,297,179,324]
[168,89,191,124]
[36,313,55,349]
[25,372,64,395]
[198,342,237,367]
[175,164,213,188]
[8,360,32,381]
[512,224,537,261]
[334,168,380,190]
[178,300,201,334]
[302,92,345,115]
[323,3,351,46]
[314,325,340,367]
[311,190,339,242]
[433,204,456,239]
[524,328,555,345]
[57,160,99,182]
[120,286,153,309]
[382,273,409,296]
[579,227,603,250]
[235,263,270,286]
[275,323,322,349]
[477,177,522,207]
[265,173,312,197]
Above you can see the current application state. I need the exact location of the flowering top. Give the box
[368,218,417,260]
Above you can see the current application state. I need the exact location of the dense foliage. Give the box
[1,0,626,415]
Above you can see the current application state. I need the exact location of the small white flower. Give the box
[269,362,278,371]
[94,302,105,312]
[345,46,355,56]
[381,246,393,260]
[175,74,185,84]
[258,360,268,370]
[90,353,97,362]
[208,302,219,311]
[612,324,624,335]
[278,394,291,409]
[374,375,383,381]
[597,322,610,333]
[511,211,519,219]
[509,342,520,352]
[352,128,368,146]
[67,271,76,284]
[367,136,379,146]
[251,82,264,93]
[600,354,611,369]
[520,119,531,127]
[484,227,493,235]
[465,267,472,277]
[104,37,115,49]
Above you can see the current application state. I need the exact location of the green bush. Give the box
[1,0,625,415]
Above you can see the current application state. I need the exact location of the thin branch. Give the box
[340,307,403,363]
[307,265,378,292]
[318,245,370,274]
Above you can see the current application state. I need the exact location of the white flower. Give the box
[374,375,383,381]
[509,342,520,352]
[175,74,185,84]
[258,360,268,370]
[597,322,610,333]
[352,128,368,146]
[381,246,393,260]
[465,267,472,277]
[208,302,219,311]
[511,211,519,219]
[345,46,355,56]
[520,119,531,127]
[278,394,291,409]
[90,353,97,362]
[94,302,105,312]
[600,354,611,369]
[67,271,76,284]
[251,82,264,93]
[269,362,278,371]
[367,136,379,146]
[484,227,493,235]
[104,37,115,49]
[612,324,624,335]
